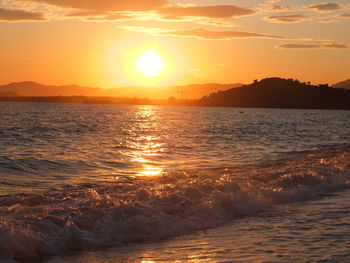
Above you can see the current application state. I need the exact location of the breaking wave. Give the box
[1,147,350,262]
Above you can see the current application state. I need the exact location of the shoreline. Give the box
[1,97,350,110]
[44,189,350,263]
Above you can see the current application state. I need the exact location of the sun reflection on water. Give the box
[139,164,163,176]
[128,105,165,177]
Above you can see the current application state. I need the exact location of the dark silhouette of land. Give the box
[0,81,241,99]
[1,77,350,109]
[0,96,155,105]
[115,83,242,99]
[333,79,350,90]
[194,78,350,109]
[0,81,104,97]
[0,91,18,97]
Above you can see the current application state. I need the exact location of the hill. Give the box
[0,96,154,105]
[333,79,350,90]
[197,77,350,109]
[111,83,242,99]
[0,81,242,99]
[0,81,106,97]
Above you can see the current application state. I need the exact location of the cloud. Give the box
[13,1,254,22]
[65,10,141,21]
[0,7,45,21]
[17,0,167,11]
[161,28,285,40]
[309,3,344,12]
[337,13,350,18]
[65,10,106,17]
[198,20,238,28]
[259,0,295,13]
[270,5,294,11]
[84,13,140,21]
[266,14,310,23]
[157,5,254,19]
[277,43,350,49]
[121,26,286,40]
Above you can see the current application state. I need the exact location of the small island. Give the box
[194,78,350,109]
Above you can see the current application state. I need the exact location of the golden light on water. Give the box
[139,164,163,177]
[132,144,164,177]
[128,105,165,177]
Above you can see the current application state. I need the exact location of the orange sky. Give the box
[0,0,350,88]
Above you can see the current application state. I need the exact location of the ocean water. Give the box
[44,189,350,263]
[0,102,350,262]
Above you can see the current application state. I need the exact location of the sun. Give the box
[135,50,164,78]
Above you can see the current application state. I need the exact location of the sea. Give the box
[0,102,350,262]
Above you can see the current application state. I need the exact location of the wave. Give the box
[0,156,132,176]
[0,148,350,262]
[0,156,69,174]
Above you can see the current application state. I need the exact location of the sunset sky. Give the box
[1,0,349,88]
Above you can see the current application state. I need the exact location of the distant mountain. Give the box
[197,77,350,109]
[0,81,106,97]
[0,81,242,99]
[0,96,153,105]
[333,79,350,90]
[111,83,243,99]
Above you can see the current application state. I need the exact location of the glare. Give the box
[135,50,164,78]
[139,165,163,177]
